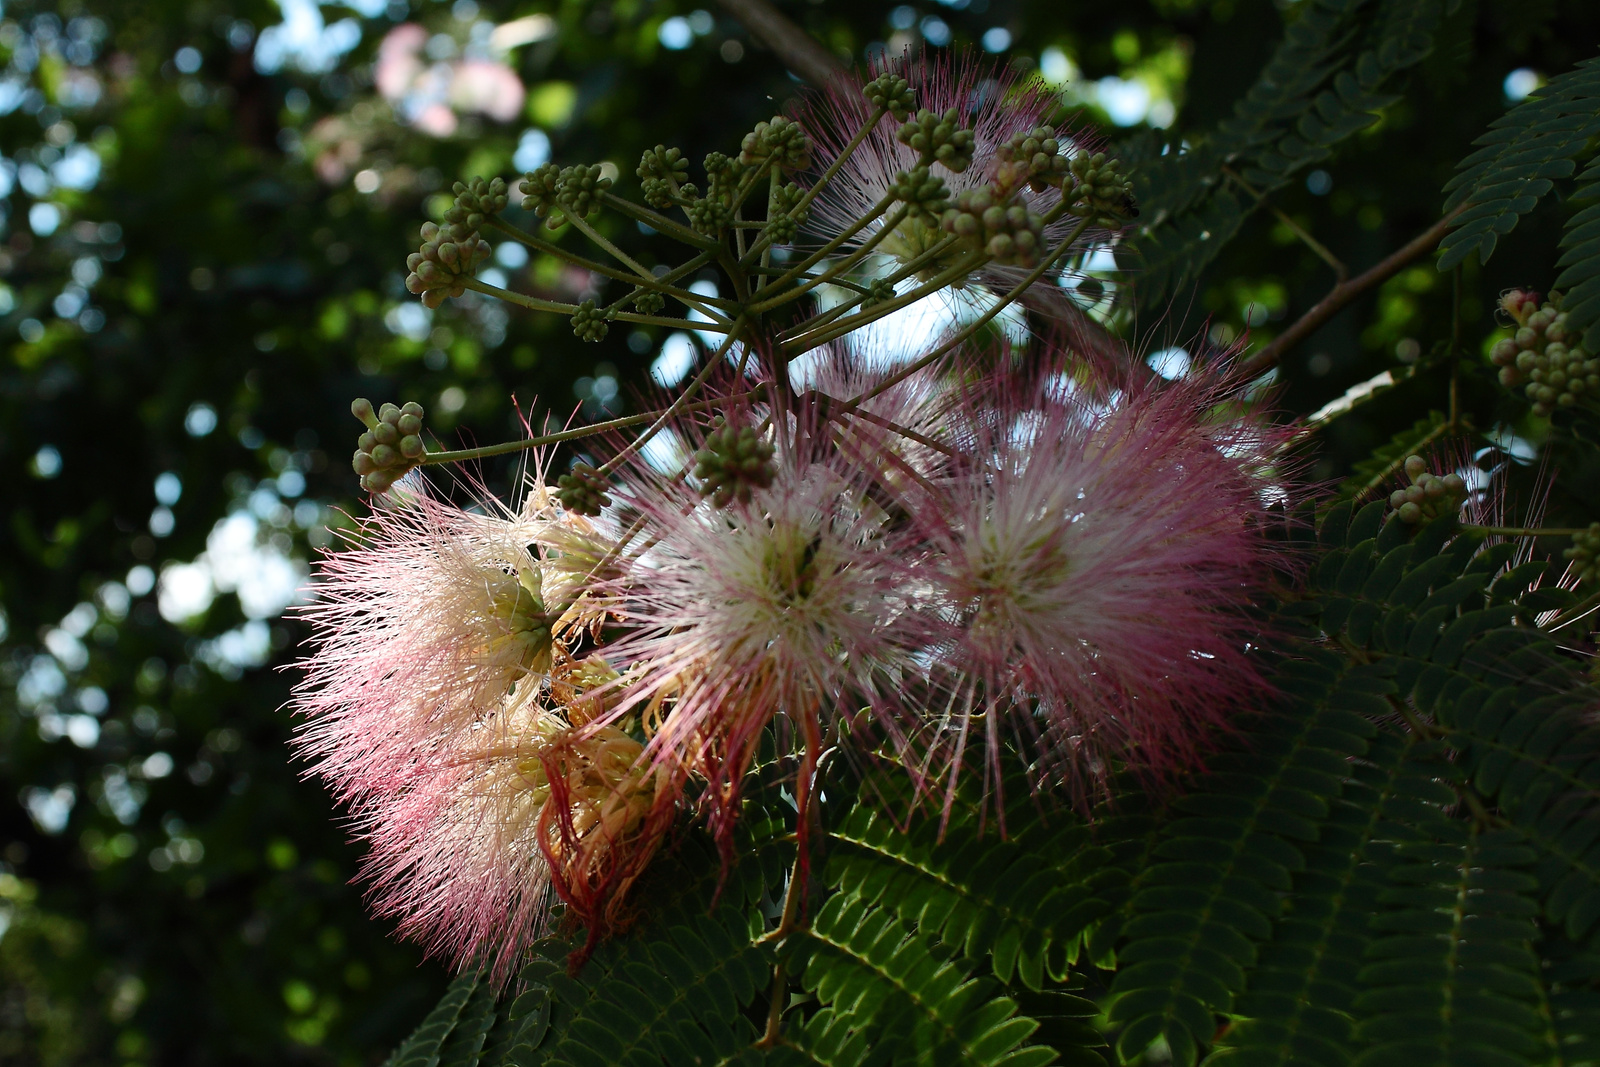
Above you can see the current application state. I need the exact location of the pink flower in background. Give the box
[374,22,526,137]
[800,53,1102,293]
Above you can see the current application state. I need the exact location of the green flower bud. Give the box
[888,165,950,219]
[556,463,612,516]
[632,288,666,315]
[520,163,563,220]
[405,221,491,306]
[637,145,689,185]
[860,278,897,309]
[571,299,611,343]
[692,423,776,507]
[863,71,915,120]
[351,398,427,492]
[555,164,613,221]
[740,115,813,172]
[895,109,976,174]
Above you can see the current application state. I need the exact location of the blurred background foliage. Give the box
[0,0,1596,1062]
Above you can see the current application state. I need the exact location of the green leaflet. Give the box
[825,779,1117,991]
[1438,55,1600,275]
[1129,0,1461,306]
[1103,653,1379,1067]
[387,971,486,1067]
[1554,152,1600,350]
[1351,824,1546,1067]
[1204,730,1425,1067]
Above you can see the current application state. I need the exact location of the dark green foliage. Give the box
[1439,56,1600,274]
[1129,0,1462,306]
[1555,152,1600,349]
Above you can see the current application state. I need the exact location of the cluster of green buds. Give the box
[764,182,810,243]
[1562,522,1600,585]
[994,127,1071,194]
[1488,289,1600,417]
[888,165,951,221]
[942,189,1047,267]
[1389,455,1467,525]
[687,152,741,236]
[1067,153,1138,220]
[405,221,492,309]
[520,163,613,229]
[571,299,611,343]
[863,71,916,121]
[637,144,690,209]
[557,462,613,517]
[692,422,776,507]
[896,108,977,173]
[351,399,426,494]
[445,176,509,232]
[739,115,813,173]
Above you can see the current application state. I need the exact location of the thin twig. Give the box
[1223,166,1347,281]
[1237,207,1466,379]
[712,0,850,88]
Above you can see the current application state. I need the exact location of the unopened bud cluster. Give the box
[557,463,612,516]
[995,127,1070,193]
[1489,290,1599,417]
[889,165,951,220]
[863,71,915,120]
[520,163,613,229]
[572,299,611,343]
[406,221,491,309]
[896,108,977,173]
[447,177,509,232]
[739,116,813,172]
[693,424,776,507]
[351,399,426,494]
[1563,522,1600,585]
[942,189,1047,267]
[1067,153,1137,219]
[1389,455,1466,525]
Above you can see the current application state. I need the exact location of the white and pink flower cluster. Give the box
[291,55,1291,976]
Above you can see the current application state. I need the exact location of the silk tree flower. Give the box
[904,362,1289,811]
[598,436,924,854]
[291,477,617,802]
[292,477,675,973]
[353,672,673,979]
[800,53,1101,294]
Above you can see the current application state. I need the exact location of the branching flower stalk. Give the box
[306,53,1184,977]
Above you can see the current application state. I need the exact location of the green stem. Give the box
[743,105,888,267]
[418,392,753,466]
[461,278,731,333]
[599,249,719,316]
[757,190,897,291]
[783,249,989,355]
[839,213,1098,405]
[598,317,749,476]
[598,190,718,250]
[566,212,727,323]
[487,217,733,316]
[748,204,911,315]
[777,233,965,341]
[1462,525,1589,537]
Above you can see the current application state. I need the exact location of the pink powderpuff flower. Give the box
[291,477,615,807]
[799,51,1106,297]
[903,359,1291,813]
[353,685,674,980]
[597,422,926,856]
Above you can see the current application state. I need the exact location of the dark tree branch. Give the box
[1237,207,1466,380]
[714,0,853,88]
